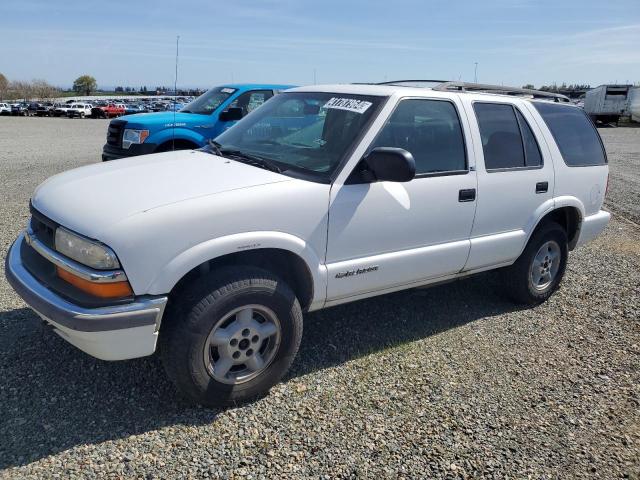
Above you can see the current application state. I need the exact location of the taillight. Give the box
[605,174,609,198]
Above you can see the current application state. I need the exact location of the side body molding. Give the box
[146,231,328,310]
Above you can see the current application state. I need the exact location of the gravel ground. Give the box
[0,117,638,479]
[600,124,640,224]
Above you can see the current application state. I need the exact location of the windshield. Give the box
[180,86,236,114]
[213,92,383,179]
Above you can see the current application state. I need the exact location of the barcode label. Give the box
[323,97,372,114]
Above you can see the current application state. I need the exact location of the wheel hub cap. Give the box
[530,240,561,291]
[203,305,281,385]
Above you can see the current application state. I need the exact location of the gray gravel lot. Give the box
[0,117,638,479]
[600,125,640,224]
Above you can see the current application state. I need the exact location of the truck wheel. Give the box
[502,221,568,305]
[160,266,303,407]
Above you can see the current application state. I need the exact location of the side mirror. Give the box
[219,107,244,122]
[362,147,415,182]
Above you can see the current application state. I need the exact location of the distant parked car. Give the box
[67,103,93,118]
[103,103,127,118]
[166,102,187,112]
[25,103,42,117]
[11,103,29,116]
[150,102,168,112]
[91,105,108,119]
[0,103,11,115]
[53,104,75,117]
[124,104,148,115]
[36,102,58,116]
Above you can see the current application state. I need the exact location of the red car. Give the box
[92,103,126,119]
[104,103,126,118]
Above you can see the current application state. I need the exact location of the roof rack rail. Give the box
[432,81,571,102]
[376,79,449,87]
[376,79,571,103]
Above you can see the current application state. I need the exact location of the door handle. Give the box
[535,182,548,194]
[458,188,476,202]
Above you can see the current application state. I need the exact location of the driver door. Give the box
[325,97,478,303]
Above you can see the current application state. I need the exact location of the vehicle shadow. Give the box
[0,272,523,469]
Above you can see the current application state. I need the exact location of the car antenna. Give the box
[172,35,180,152]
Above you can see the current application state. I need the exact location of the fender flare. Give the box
[146,231,327,308]
[148,127,206,149]
[518,196,585,257]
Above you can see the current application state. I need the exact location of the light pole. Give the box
[474,62,478,83]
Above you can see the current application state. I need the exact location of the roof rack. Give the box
[433,81,570,102]
[376,79,449,88]
[376,80,571,103]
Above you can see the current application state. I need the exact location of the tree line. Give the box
[0,74,60,101]
[0,73,99,101]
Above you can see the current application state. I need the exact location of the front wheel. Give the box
[160,267,303,407]
[502,221,568,305]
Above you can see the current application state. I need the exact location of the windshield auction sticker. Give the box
[323,97,372,114]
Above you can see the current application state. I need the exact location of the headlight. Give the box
[122,129,149,149]
[55,227,120,270]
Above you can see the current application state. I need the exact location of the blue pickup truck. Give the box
[102,84,294,161]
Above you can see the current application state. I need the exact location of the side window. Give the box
[370,99,466,174]
[473,103,525,170]
[228,90,274,115]
[533,102,606,166]
[515,109,542,167]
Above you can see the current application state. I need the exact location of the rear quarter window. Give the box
[533,102,607,166]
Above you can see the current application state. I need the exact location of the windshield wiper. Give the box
[207,139,223,156]
[220,149,283,173]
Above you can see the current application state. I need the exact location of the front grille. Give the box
[107,120,126,147]
[29,207,58,250]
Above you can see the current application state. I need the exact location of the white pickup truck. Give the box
[6,81,610,406]
[67,103,93,118]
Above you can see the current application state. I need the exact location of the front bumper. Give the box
[102,142,157,161]
[5,233,167,360]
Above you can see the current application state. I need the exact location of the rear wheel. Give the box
[160,266,303,407]
[503,221,568,305]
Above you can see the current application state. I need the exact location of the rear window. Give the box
[533,102,607,166]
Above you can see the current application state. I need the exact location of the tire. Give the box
[80,112,85,119]
[502,221,568,305]
[160,266,303,407]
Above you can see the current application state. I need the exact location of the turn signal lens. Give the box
[56,267,133,299]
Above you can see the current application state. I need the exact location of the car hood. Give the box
[120,111,209,127]
[31,150,291,239]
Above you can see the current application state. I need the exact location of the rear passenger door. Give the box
[461,98,554,270]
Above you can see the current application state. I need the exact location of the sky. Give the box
[1,0,639,90]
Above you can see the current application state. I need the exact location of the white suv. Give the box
[6,81,610,406]
[67,103,93,118]
[0,102,10,115]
